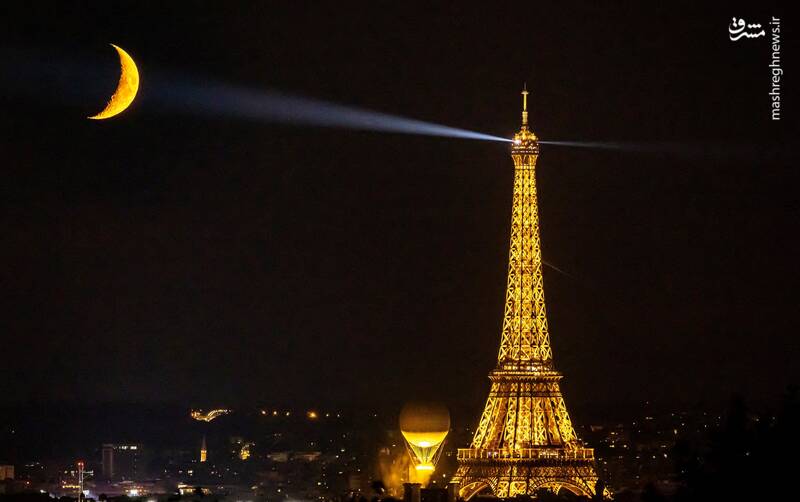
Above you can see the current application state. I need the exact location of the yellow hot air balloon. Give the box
[399,402,450,480]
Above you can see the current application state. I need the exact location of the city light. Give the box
[190,409,231,422]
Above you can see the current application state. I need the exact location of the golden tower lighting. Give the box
[451,87,603,499]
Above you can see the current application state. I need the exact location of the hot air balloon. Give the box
[399,402,450,480]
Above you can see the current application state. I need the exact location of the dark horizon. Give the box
[1,393,785,465]
[2,2,797,412]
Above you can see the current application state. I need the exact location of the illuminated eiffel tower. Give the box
[451,87,601,499]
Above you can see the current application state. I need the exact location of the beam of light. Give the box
[542,260,576,280]
[1,47,510,142]
[149,79,512,142]
[538,140,777,161]
[7,48,780,158]
[540,140,631,150]
[539,140,705,152]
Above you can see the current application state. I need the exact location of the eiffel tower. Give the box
[451,87,601,499]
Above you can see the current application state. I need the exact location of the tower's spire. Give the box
[521,83,529,126]
[512,84,538,155]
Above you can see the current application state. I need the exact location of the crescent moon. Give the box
[88,44,140,120]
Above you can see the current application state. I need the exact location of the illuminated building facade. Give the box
[190,409,230,422]
[0,465,14,480]
[451,88,601,499]
[200,436,207,463]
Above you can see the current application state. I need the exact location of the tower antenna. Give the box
[521,83,529,126]
[77,461,85,502]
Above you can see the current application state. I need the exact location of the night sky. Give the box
[1,2,796,412]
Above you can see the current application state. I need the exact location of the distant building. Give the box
[0,465,13,480]
[294,451,321,462]
[101,444,144,480]
[267,452,289,462]
[200,436,207,463]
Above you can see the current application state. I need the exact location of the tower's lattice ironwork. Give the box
[451,88,601,499]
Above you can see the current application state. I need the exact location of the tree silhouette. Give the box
[672,387,800,502]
